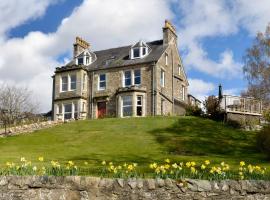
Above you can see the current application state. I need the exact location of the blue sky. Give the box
[0,0,269,112]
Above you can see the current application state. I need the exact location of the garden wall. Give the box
[0,176,270,199]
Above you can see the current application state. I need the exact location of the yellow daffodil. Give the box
[84,161,88,165]
[205,160,210,165]
[201,164,206,170]
[240,161,245,167]
[165,158,170,163]
[38,157,44,162]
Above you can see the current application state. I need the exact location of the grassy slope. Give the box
[0,116,268,171]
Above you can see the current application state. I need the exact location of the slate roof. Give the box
[58,40,166,72]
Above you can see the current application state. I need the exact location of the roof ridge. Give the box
[93,39,163,53]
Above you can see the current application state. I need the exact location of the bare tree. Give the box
[243,23,270,108]
[0,84,39,128]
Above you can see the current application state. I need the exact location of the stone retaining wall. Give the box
[0,176,270,199]
[0,121,61,137]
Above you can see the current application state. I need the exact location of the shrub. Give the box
[186,105,202,116]
[226,119,242,129]
[257,125,270,158]
[204,96,224,121]
[263,110,270,122]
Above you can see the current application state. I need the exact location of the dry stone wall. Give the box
[0,121,61,137]
[0,176,270,199]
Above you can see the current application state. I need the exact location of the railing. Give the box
[220,95,262,115]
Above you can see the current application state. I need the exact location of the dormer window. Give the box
[76,50,93,65]
[130,40,151,59]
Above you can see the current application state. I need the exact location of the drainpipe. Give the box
[151,62,156,116]
[51,75,55,121]
[91,71,94,119]
[171,49,174,115]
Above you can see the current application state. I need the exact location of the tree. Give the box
[243,23,270,108]
[204,95,223,120]
[0,84,39,128]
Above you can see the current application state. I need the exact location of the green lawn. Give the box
[0,116,268,173]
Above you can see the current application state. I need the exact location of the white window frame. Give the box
[61,76,68,92]
[122,95,133,117]
[182,85,185,101]
[70,74,77,91]
[134,69,141,85]
[178,65,181,75]
[136,95,143,116]
[64,104,72,120]
[165,53,168,66]
[160,70,165,87]
[98,74,106,91]
[123,70,132,87]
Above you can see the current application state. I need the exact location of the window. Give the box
[74,103,78,119]
[86,56,90,65]
[122,95,132,117]
[61,76,68,92]
[124,71,132,87]
[133,48,140,58]
[142,48,146,56]
[136,96,143,116]
[70,75,77,90]
[64,104,72,120]
[165,53,168,66]
[134,69,141,85]
[178,65,181,75]
[78,57,84,65]
[99,74,106,90]
[182,86,185,101]
[160,70,165,87]
[161,99,165,115]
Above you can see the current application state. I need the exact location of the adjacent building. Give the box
[52,20,189,121]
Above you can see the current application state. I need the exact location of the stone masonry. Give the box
[0,176,270,199]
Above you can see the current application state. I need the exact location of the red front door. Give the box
[97,102,106,118]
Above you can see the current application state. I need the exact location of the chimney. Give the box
[163,20,177,46]
[73,36,90,58]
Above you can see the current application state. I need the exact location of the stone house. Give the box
[188,94,202,108]
[52,20,189,121]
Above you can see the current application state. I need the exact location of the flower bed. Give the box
[1,157,269,181]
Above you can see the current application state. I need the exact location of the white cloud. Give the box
[0,0,58,37]
[188,78,215,102]
[175,0,270,78]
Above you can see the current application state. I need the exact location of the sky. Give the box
[0,0,270,112]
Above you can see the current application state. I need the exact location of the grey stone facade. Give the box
[1,176,270,199]
[52,20,189,121]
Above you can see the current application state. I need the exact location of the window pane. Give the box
[100,74,106,81]
[137,107,142,116]
[124,71,131,87]
[123,107,132,117]
[62,76,68,91]
[160,71,165,87]
[143,48,146,55]
[65,104,72,113]
[99,81,106,89]
[70,75,76,90]
[137,96,142,106]
[133,48,140,58]
[64,113,72,119]
[134,69,141,85]
[123,96,132,106]
[78,57,83,65]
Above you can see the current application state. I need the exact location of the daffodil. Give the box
[204,160,210,165]
[240,161,245,167]
[38,157,44,162]
[165,158,170,163]
[102,161,106,165]
[201,164,206,170]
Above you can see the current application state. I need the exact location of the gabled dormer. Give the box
[130,40,151,59]
[75,50,92,65]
